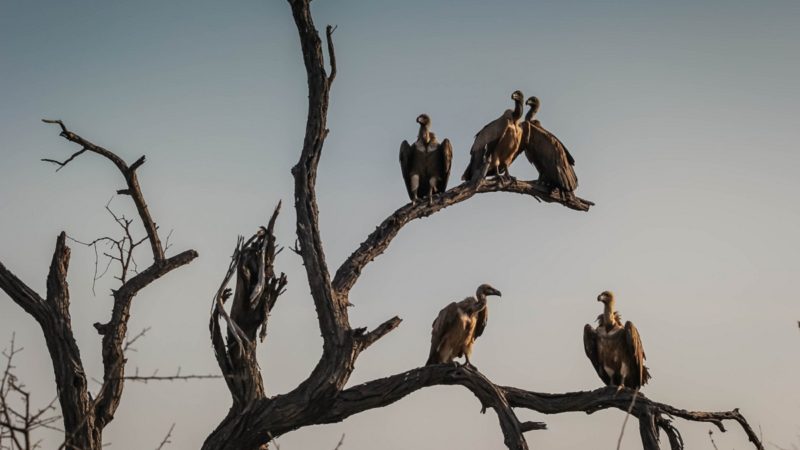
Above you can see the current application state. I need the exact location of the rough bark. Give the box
[0,122,197,449]
[198,1,762,450]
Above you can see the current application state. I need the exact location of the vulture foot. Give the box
[460,360,477,370]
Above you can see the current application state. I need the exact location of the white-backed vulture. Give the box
[461,91,524,182]
[583,291,651,391]
[399,114,453,205]
[519,96,578,195]
[426,284,502,366]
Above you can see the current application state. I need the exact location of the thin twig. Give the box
[709,429,720,450]
[332,433,345,450]
[155,423,175,450]
[616,388,639,450]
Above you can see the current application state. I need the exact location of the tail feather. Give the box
[425,348,440,366]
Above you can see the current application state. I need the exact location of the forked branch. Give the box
[42,119,165,263]
[1,121,197,449]
[200,2,762,450]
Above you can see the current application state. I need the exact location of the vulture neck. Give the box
[512,99,523,122]
[525,107,537,122]
[474,292,489,312]
[417,123,431,145]
[602,300,618,328]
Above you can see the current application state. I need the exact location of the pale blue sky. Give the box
[1,1,799,449]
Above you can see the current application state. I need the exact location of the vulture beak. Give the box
[490,288,502,297]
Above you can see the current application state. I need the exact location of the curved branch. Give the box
[503,385,764,450]
[322,365,531,450]
[333,178,594,297]
[320,366,761,450]
[42,119,165,263]
[93,249,197,427]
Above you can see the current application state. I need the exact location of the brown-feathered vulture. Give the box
[399,114,453,205]
[461,91,524,182]
[519,96,578,196]
[583,291,651,391]
[426,284,502,366]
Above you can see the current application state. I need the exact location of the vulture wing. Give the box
[473,305,488,339]
[399,140,415,200]
[623,321,651,388]
[462,113,511,181]
[524,122,578,192]
[583,324,609,385]
[426,302,460,365]
[436,138,453,194]
[518,121,542,173]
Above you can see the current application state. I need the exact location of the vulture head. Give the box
[511,90,524,103]
[525,96,540,114]
[416,114,431,126]
[477,283,502,298]
[597,290,615,304]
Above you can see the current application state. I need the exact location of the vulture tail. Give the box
[641,365,652,385]
[425,349,439,366]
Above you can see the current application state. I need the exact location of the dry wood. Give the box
[200,2,763,450]
[0,122,197,449]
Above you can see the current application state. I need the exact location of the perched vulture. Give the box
[519,96,578,196]
[583,291,651,390]
[461,91,524,182]
[399,114,453,205]
[426,284,502,366]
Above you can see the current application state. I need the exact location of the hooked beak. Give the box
[490,288,502,297]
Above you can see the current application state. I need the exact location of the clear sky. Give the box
[1,0,799,449]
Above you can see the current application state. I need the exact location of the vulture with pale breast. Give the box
[519,96,578,196]
[583,291,651,390]
[399,114,453,205]
[426,284,502,366]
[461,91,524,182]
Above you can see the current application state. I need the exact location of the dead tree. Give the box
[0,121,198,450]
[203,1,763,450]
[0,336,61,450]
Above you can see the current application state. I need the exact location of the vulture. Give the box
[399,114,453,205]
[461,90,525,182]
[519,96,578,196]
[426,284,502,366]
[583,291,651,391]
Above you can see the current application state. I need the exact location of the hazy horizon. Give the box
[1,0,799,448]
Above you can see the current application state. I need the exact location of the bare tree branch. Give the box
[42,119,165,263]
[333,178,593,298]
[119,367,221,384]
[1,121,198,449]
[195,3,762,450]
[0,336,62,450]
[210,204,287,409]
[155,423,175,450]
